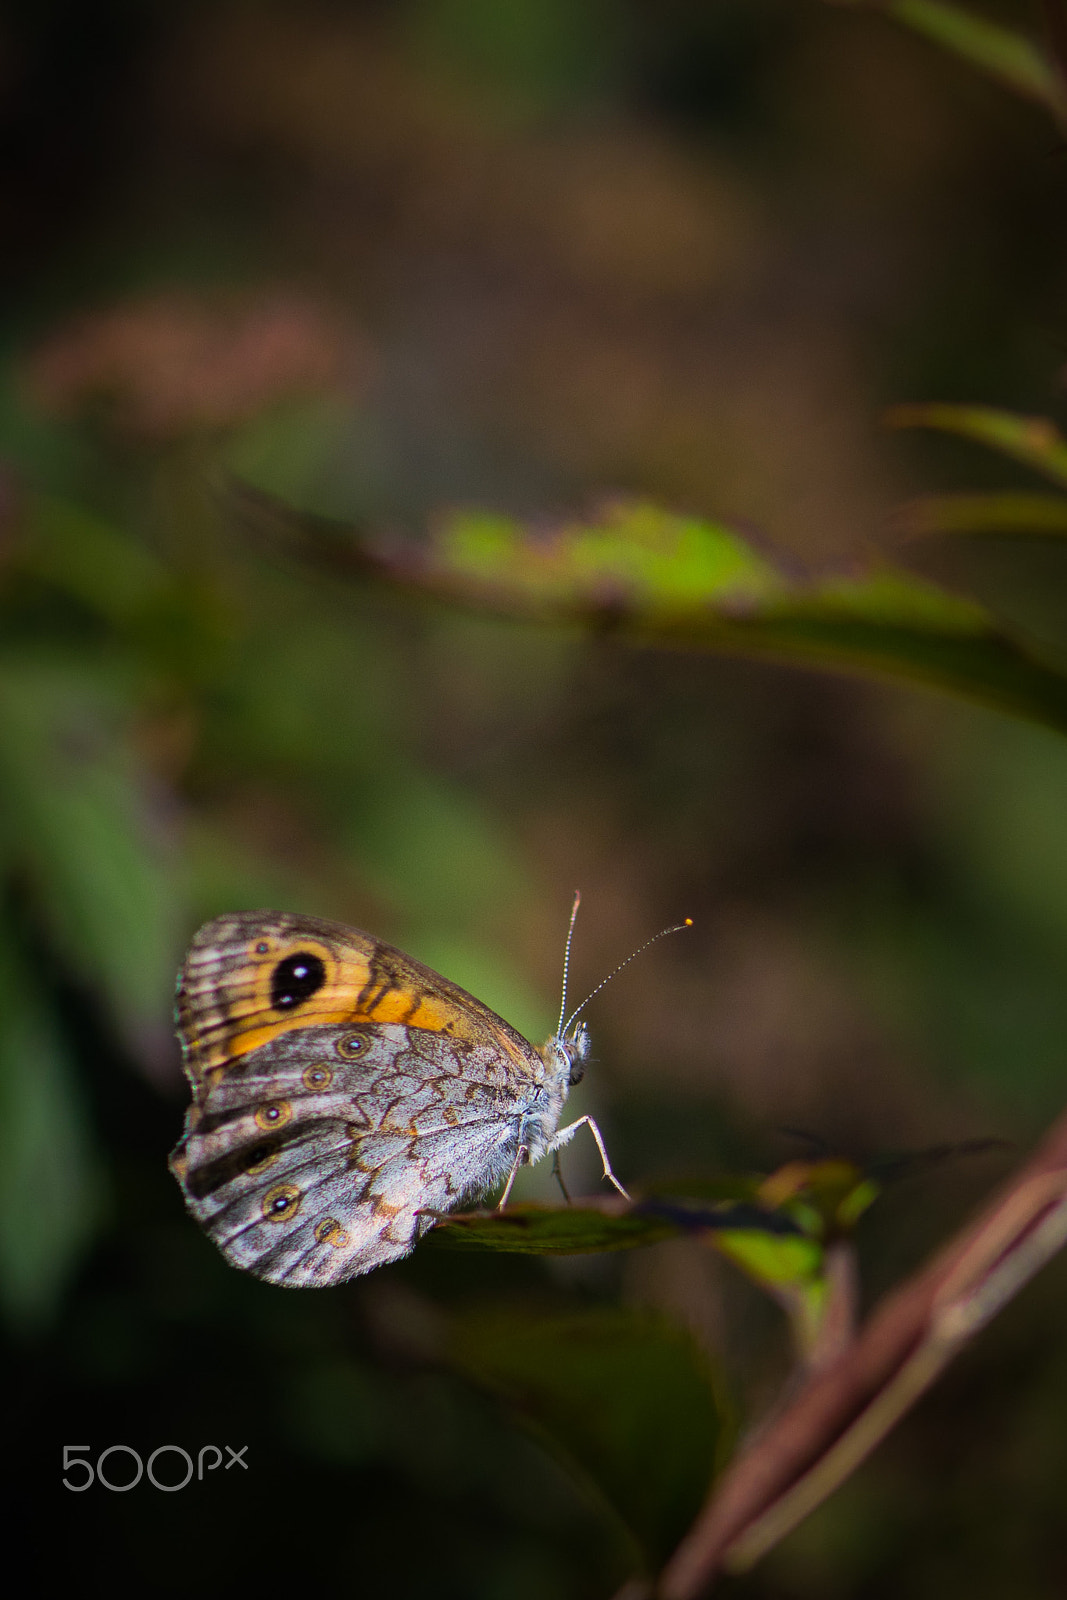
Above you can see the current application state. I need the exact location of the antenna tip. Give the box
[684,917,693,927]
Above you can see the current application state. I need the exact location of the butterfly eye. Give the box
[270,951,326,1010]
[302,1063,333,1091]
[255,1099,292,1130]
[262,1184,301,1223]
[336,1031,369,1060]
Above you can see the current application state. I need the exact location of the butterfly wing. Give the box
[175,909,538,1082]
[169,911,547,1285]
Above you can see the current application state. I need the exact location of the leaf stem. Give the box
[657,1114,1067,1597]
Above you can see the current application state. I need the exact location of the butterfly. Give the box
[169,899,687,1287]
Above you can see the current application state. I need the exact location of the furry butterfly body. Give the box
[169,910,597,1286]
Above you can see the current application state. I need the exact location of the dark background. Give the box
[5,2,1067,1594]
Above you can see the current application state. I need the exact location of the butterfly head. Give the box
[542,1018,591,1086]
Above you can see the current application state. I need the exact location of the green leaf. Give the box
[897,490,1067,538]
[351,497,1067,736]
[888,404,1067,488]
[428,1201,680,1255]
[711,1227,823,1290]
[0,912,104,1328]
[837,1176,882,1228]
[701,1161,877,1287]
[757,1158,882,1236]
[438,501,786,610]
[23,496,170,625]
[0,663,181,1059]
[16,495,229,685]
[449,1305,732,1569]
[882,0,1067,117]
[428,1196,807,1257]
[678,1162,880,1361]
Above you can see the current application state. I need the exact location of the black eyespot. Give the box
[255,941,270,955]
[270,951,326,1010]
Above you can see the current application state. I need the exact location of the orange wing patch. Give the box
[176,911,535,1082]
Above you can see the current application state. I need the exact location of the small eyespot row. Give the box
[262,1184,300,1222]
[315,1218,349,1249]
[335,1031,368,1061]
[255,1100,292,1131]
[301,1063,333,1091]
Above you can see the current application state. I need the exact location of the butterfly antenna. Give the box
[563,916,693,1036]
[556,890,582,1038]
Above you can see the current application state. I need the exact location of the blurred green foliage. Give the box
[449,1304,732,1571]
[839,0,1067,118]
[7,0,1067,1595]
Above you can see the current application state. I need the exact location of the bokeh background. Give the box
[7,1,1067,1594]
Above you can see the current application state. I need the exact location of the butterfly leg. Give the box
[551,1149,572,1204]
[498,1144,528,1210]
[549,1116,630,1201]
